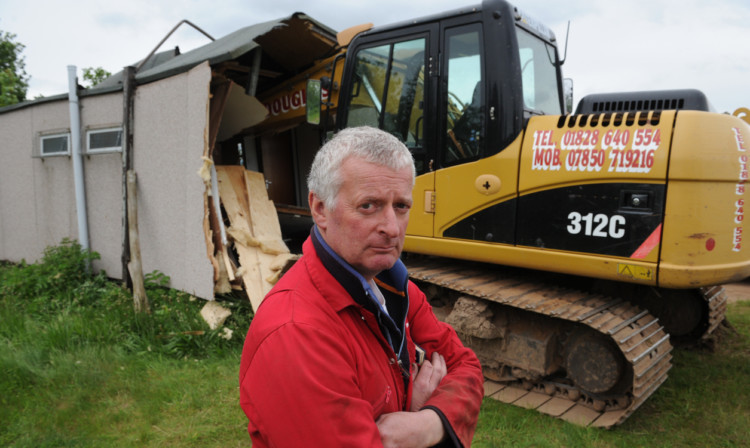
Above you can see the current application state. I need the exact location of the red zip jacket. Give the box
[239,231,484,447]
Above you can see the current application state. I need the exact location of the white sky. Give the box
[1,0,748,114]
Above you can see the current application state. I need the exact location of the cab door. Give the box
[340,24,438,237]
[432,20,519,244]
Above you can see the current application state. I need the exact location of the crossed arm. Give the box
[376,352,448,448]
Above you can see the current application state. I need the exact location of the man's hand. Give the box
[376,352,448,447]
[410,351,447,412]
[376,408,445,448]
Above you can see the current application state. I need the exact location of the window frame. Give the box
[515,26,563,116]
[439,22,486,167]
[86,126,123,154]
[39,132,71,157]
[342,25,438,174]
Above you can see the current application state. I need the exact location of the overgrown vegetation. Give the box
[0,239,252,447]
[0,240,748,447]
[0,239,252,360]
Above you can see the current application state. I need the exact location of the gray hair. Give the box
[307,126,416,209]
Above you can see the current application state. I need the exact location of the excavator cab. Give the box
[336,0,564,245]
[338,0,563,172]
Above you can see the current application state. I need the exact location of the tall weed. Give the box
[0,239,253,383]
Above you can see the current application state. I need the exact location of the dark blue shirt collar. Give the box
[312,224,408,310]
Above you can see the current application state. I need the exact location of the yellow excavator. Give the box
[254,0,750,427]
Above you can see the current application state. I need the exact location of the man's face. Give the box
[310,156,413,281]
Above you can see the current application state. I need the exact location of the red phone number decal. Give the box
[532,128,662,173]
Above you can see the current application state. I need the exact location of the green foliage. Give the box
[82,66,112,88]
[0,239,253,363]
[0,239,256,446]
[0,30,29,106]
[0,238,103,313]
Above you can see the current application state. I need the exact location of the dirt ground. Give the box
[722,281,750,303]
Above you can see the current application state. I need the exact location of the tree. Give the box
[0,30,29,107]
[82,66,112,88]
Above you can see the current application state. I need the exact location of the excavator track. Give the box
[700,285,729,341]
[405,257,673,427]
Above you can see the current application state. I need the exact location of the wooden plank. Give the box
[216,167,252,235]
[245,170,289,300]
[126,170,149,313]
[222,246,236,281]
[216,166,265,310]
[245,170,289,254]
[207,164,232,295]
[216,165,295,311]
[213,163,298,311]
[208,80,232,157]
[235,245,264,308]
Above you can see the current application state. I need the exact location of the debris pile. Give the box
[201,161,299,311]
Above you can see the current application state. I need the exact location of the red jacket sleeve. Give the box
[406,281,485,447]
[239,292,384,448]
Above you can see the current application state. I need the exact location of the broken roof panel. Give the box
[1,12,339,113]
[94,47,181,91]
[136,13,337,85]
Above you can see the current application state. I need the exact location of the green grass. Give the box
[1,240,749,447]
[0,240,251,448]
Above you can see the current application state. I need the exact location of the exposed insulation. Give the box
[198,157,213,185]
[200,300,232,330]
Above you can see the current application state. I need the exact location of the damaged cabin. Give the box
[0,14,346,308]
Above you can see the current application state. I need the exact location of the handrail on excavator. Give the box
[734,107,750,125]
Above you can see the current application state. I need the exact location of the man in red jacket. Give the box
[239,126,484,447]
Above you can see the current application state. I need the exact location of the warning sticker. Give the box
[618,263,654,281]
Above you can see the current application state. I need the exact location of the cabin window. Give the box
[87,127,123,154]
[40,133,71,157]
[442,23,484,166]
[346,36,428,172]
[346,37,427,148]
[516,27,562,115]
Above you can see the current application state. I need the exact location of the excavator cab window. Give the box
[442,23,484,166]
[516,27,562,116]
[345,37,428,170]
